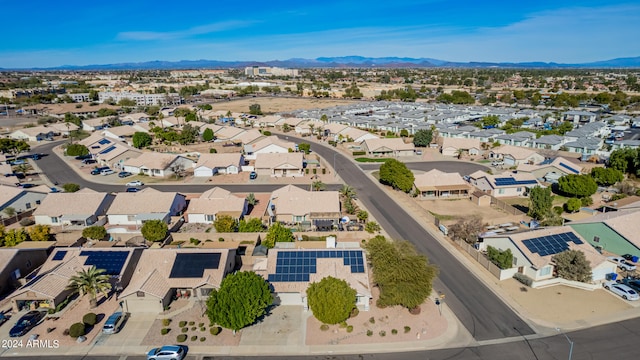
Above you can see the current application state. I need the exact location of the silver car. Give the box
[146,345,185,360]
[102,311,126,334]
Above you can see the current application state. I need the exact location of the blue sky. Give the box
[1,0,639,68]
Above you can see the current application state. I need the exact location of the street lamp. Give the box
[556,328,574,360]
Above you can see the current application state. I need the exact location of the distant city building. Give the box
[98,91,181,106]
[244,66,298,77]
[169,69,227,78]
[61,93,90,102]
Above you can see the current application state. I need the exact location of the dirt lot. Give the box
[210,97,361,114]
[415,197,527,227]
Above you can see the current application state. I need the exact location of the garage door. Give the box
[194,168,213,177]
[504,156,516,166]
[274,292,302,306]
[123,298,164,313]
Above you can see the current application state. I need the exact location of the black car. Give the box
[118,171,133,178]
[622,278,640,293]
[75,154,92,161]
[622,254,638,262]
[9,310,46,337]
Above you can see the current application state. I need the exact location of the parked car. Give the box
[75,154,92,161]
[19,183,35,189]
[82,159,97,165]
[118,171,133,178]
[249,171,257,180]
[621,278,640,293]
[622,254,638,262]
[91,167,110,175]
[0,313,8,327]
[102,311,127,334]
[101,169,115,176]
[126,187,140,193]
[146,345,186,360]
[607,256,637,271]
[491,161,504,166]
[126,180,144,187]
[50,187,60,193]
[603,281,640,301]
[9,310,46,337]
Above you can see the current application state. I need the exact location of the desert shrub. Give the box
[161,328,170,335]
[320,324,329,331]
[162,319,171,326]
[191,335,198,341]
[513,272,533,286]
[350,307,359,318]
[179,321,187,327]
[352,151,366,156]
[188,321,195,326]
[339,321,348,328]
[200,327,206,332]
[177,334,187,342]
[69,322,86,338]
[63,329,70,336]
[404,326,411,333]
[210,326,221,335]
[409,306,421,315]
[346,325,354,333]
[82,313,97,326]
[181,327,188,333]
[392,329,398,335]
[262,130,272,136]
[198,322,205,327]
[218,237,225,242]
[366,330,373,336]
[379,330,386,337]
[368,317,375,324]
[191,326,196,331]
[200,337,206,342]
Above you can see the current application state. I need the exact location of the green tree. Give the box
[311,181,326,191]
[486,246,513,269]
[66,266,112,308]
[480,115,500,128]
[365,236,438,309]
[206,271,273,331]
[263,222,294,248]
[552,250,592,283]
[65,144,89,157]
[412,129,433,147]
[0,139,30,155]
[590,167,623,186]
[82,225,107,241]
[528,186,553,220]
[306,276,356,324]
[3,229,28,247]
[249,104,263,115]
[238,218,264,232]
[117,98,137,107]
[608,148,638,174]
[246,193,257,207]
[63,183,81,192]
[565,198,582,213]
[141,220,168,242]
[179,124,199,145]
[202,128,215,142]
[132,132,152,149]
[339,185,357,200]
[365,221,381,234]
[399,129,409,138]
[356,210,369,223]
[379,159,415,193]
[448,216,483,244]
[297,142,311,154]
[28,224,51,242]
[558,174,598,197]
[214,215,237,233]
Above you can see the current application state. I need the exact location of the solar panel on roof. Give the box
[522,232,583,257]
[169,253,221,278]
[99,145,116,154]
[80,251,129,275]
[559,162,579,174]
[52,250,67,261]
[98,138,111,145]
[268,250,365,282]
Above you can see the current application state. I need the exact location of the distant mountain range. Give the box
[3,55,640,70]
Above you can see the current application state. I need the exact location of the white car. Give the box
[607,256,637,271]
[126,180,144,187]
[603,281,640,301]
[146,345,185,360]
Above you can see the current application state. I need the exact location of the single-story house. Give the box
[106,188,186,226]
[0,185,49,215]
[359,138,415,157]
[0,248,50,297]
[187,187,248,223]
[479,226,615,283]
[122,152,195,178]
[413,170,471,199]
[254,153,304,177]
[516,157,583,182]
[440,137,482,157]
[243,136,296,160]
[9,126,56,142]
[472,172,540,198]
[33,189,115,228]
[194,153,244,177]
[119,248,235,313]
[488,145,545,166]
[267,185,341,228]
[568,209,640,256]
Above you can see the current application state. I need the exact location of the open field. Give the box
[210,97,362,114]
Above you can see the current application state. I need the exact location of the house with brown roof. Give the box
[243,136,295,160]
[479,226,615,283]
[254,246,371,310]
[9,126,56,142]
[187,187,247,223]
[254,153,304,177]
[516,157,583,183]
[106,188,186,226]
[440,137,482,157]
[33,189,115,228]
[488,145,545,166]
[267,185,341,229]
[122,152,194,177]
[0,248,50,298]
[413,170,471,199]
[8,247,140,313]
[119,248,235,313]
[360,138,415,157]
[0,185,48,215]
[194,153,245,177]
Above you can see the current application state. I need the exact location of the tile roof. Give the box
[441,137,481,150]
[414,170,469,190]
[187,187,246,215]
[361,137,415,152]
[107,188,184,215]
[195,153,242,169]
[123,152,188,170]
[33,189,112,217]
[255,153,304,170]
[271,185,340,217]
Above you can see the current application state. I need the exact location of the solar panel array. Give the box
[268,250,365,283]
[494,177,538,186]
[169,253,221,278]
[80,251,129,275]
[99,145,116,154]
[522,232,583,257]
[98,138,111,145]
[559,162,579,174]
[52,250,67,261]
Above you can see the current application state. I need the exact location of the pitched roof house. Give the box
[267,185,341,227]
[33,189,115,228]
[122,152,194,177]
[194,153,245,177]
[106,188,186,226]
[413,170,471,199]
[254,153,304,177]
[360,138,415,157]
[187,187,248,223]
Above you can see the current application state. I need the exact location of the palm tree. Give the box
[66,266,112,308]
[340,185,357,200]
[311,180,326,191]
